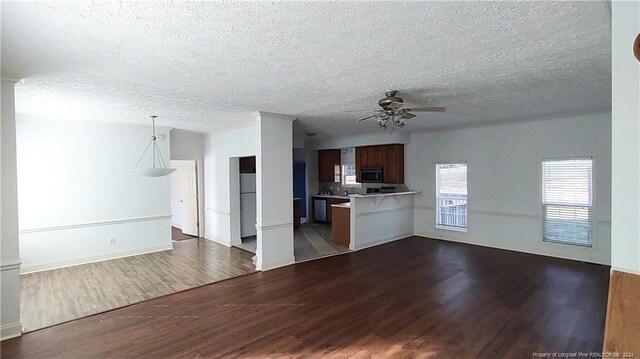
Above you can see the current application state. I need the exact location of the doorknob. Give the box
[179,200,184,203]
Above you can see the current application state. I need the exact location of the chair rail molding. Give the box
[19,215,172,234]
[0,259,22,271]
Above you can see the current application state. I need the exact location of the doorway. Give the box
[170,160,199,240]
[234,156,258,254]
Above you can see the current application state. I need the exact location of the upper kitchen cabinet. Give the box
[355,145,383,169]
[355,144,404,183]
[239,156,256,173]
[382,144,404,183]
[318,149,341,182]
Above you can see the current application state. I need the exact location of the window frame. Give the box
[435,162,468,232]
[341,163,360,187]
[540,156,595,248]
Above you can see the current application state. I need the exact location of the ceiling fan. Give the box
[356,90,445,129]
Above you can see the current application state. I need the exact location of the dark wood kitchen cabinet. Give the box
[382,144,404,183]
[318,149,341,183]
[326,198,349,224]
[331,205,350,247]
[239,156,256,173]
[355,146,383,169]
[355,144,404,183]
[311,196,349,224]
[355,146,382,183]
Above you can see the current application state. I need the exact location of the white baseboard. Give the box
[354,233,414,251]
[413,232,609,265]
[203,236,231,247]
[258,256,295,271]
[21,243,174,274]
[1,322,22,341]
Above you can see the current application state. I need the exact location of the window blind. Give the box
[436,163,468,230]
[342,164,358,186]
[542,158,593,247]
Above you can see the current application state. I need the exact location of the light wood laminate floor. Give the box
[20,238,255,332]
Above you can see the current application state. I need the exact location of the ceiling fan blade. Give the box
[357,114,376,122]
[403,112,416,119]
[406,106,446,112]
[342,109,372,113]
[389,101,405,109]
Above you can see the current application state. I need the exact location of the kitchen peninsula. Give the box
[347,191,420,250]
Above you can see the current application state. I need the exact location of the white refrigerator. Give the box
[240,173,257,237]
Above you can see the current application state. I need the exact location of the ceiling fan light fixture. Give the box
[377,117,388,128]
[357,90,445,130]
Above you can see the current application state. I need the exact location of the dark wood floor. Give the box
[172,226,197,241]
[2,236,610,358]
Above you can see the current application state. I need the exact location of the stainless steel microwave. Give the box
[359,167,383,183]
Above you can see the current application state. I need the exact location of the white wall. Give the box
[1,79,22,340]
[310,131,410,150]
[203,125,256,246]
[255,112,295,270]
[611,0,640,274]
[170,129,205,236]
[16,116,173,273]
[407,114,612,265]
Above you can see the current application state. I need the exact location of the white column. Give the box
[1,79,22,340]
[611,0,640,274]
[254,111,295,270]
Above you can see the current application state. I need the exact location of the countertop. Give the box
[331,202,351,209]
[314,191,422,199]
[311,194,351,200]
[350,190,422,198]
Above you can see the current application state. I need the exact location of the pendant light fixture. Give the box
[132,115,176,177]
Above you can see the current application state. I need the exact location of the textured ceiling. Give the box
[2,1,611,137]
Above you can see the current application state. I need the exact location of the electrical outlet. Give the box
[109,237,116,245]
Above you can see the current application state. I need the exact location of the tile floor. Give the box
[234,223,351,262]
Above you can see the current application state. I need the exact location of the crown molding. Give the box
[251,111,296,122]
[1,77,20,83]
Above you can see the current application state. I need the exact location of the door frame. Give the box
[170,159,202,237]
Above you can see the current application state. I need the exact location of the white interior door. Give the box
[172,160,199,236]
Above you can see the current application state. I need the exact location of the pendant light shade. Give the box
[136,168,176,177]
[133,116,176,177]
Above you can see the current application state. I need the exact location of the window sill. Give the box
[542,238,593,249]
[436,225,468,233]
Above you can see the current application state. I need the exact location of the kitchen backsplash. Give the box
[318,182,409,195]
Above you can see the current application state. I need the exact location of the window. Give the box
[342,164,358,186]
[542,158,593,247]
[436,163,467,230]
